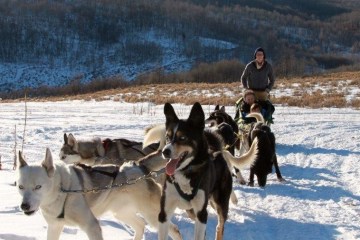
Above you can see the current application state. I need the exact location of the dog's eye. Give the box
[34,185,42,190]
[18,185,24,190]
[179,136,187,141]
[166,135,171,143]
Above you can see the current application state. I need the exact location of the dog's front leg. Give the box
[66,196,103,240]
[194,218,207,240]
[46,223,64,240]
[248,168,255,187]
[234,168,247,185]
[158,186,177,240]
[158,221,170,240]
[159,209,178,240]
[193,191,207,240]
[81,218,103,240]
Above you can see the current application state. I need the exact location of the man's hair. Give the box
[254,47,266,59]
[243,89,255,98]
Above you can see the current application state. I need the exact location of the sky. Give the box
[0,100,359,240]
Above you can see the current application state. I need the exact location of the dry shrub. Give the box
[348,79,360,86]
[323,96,347,108]
[122,95,142,103]
[3,71,360,110]
[273,90,347,108]
[299,91,346,108]
[272,96,298,106]
[350,98,360,109]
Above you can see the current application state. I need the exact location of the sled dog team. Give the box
[16,102,284,240]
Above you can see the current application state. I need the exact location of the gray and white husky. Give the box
[16,148,182,240]
[60,133,159,166]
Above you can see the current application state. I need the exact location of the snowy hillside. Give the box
[0,101,359,239]
[1,1,359,94]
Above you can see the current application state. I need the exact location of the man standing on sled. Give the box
[240,47,275,124]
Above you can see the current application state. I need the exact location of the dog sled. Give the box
[234,97,275,131]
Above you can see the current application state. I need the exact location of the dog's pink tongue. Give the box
[165,158,179,176]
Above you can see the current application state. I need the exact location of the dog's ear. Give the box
[188,102,205,129]
[18,151,28,168]
[215,105,220,110]
[164,103,179,124]
[67,133,79,151]
[220,106,225,112]
[42,148,55,178]
[64,133,68,144]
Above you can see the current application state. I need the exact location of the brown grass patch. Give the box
[274,91,347,108]
[2,71,360,109]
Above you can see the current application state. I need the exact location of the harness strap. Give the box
[168,161,208,201]
[173,173,205,201]
[75,163,119,180]
[182,161,207,174]
[120,139,160,156]
[57,194,68,219]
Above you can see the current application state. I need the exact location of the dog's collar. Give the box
[181,161,207,175]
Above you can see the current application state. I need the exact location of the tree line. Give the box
[0,0,359,95]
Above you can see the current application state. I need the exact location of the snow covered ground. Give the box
[0,100,359,240]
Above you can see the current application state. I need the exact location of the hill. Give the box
[0,0,359,93]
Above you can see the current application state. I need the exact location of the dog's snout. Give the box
[162,148,171,158]
[21,202,30,211]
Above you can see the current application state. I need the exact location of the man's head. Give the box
[254,47,265,64]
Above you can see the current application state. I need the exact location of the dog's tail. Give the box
[221,136,259,169]
[143,124,166,150]
[246,112,265,123]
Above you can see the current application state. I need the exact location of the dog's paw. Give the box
[230,191,238,205]
[239,179,247,185]
[278,177,286,182]
[247,181,254,187]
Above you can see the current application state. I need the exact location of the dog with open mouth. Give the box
[158,102,233,240]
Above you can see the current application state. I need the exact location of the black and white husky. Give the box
[158,102,233,240]
[205,106,284,187]
[237,112,285,187]
[205,105,251,184]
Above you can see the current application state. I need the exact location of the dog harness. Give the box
[75,163,119,180]
[58,164,120,219]
[168,161,208,201]
[102,139,159,162]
